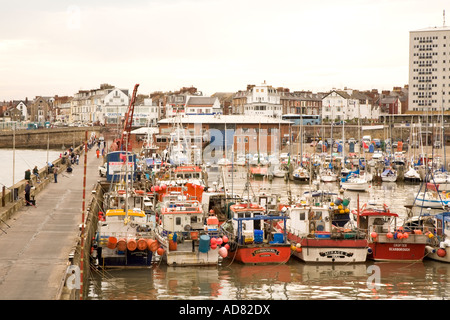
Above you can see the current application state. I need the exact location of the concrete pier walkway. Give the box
[0,147,102,300]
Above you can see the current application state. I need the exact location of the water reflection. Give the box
[87,260,450,300]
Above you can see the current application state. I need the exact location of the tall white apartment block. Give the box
[409,26,450,112]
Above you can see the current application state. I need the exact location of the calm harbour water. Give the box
[0,148,62,188]
[86,176,450,300]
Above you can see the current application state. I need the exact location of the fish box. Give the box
[254,230,263,243]
[273,233,284,243]
[315,232,331,239]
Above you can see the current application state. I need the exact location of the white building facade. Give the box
[321,89,379,122]
[243,82,282,117]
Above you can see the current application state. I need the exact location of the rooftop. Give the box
[158,114,293,125]
[411,26,450,32]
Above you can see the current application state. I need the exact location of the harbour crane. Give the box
[110,83,140,152]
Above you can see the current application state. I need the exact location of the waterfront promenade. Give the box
[0,147,101,300]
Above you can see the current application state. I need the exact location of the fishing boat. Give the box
[154,192,222,266]
[403,212,450,263]
[95,180,156,267]
[381,168,398,182]
[354,203,428,262]
[94,153,158,267]
[220,203,291,264]
[284,196,368,263]
[95,206,156,267]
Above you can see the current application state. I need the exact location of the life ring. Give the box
[118,189,126,195]
[135,190,145,195]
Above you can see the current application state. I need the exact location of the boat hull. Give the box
[288,235,368,263]
[321,175,337,182]
[381,176,397,182]
[228,244,291,264]
[340,182,368,191]
[164,248,220,266]
[367,234,428,262]
[97,247,153,267]
[414,198,450,208]
[425,246,450,263]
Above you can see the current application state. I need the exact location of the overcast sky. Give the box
[1,0,449,100]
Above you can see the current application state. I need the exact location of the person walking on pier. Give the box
[24,180,31,206]
[53,165,58,183]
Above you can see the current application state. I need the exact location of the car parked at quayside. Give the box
[99,163,107,177]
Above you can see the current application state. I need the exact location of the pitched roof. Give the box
[186,96,217,106]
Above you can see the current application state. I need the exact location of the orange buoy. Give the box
[107,236,118,249]
[157,247,165,256]
[190,231,199,240]
[386,232,393,239]
[403,232,409,239]
[137,238,148,251]
[169,240,177,251]
[370,232,378,239]
[147,239,158,252]
[127,238,137,251]
[414,229,423,235]
[437,248,446,257]
[117,238,127,251]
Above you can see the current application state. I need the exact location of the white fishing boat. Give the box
[283,197,368,264]
[381,168,398,182]
[154,192,222,266]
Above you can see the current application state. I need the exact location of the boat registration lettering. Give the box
[319,250,354,257]
[389,247,410,252]
[252,248,279,256]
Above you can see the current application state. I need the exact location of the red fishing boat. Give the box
[220,203,291,264]
[354,203,428,262]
